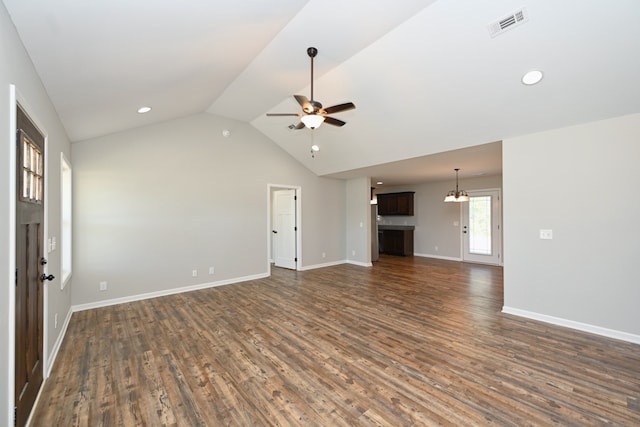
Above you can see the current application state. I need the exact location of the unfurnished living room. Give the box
[1,1,639,426]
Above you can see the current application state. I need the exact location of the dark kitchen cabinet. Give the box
[381,229,414,256]
[377,192,414,216]
[378,227,414,256]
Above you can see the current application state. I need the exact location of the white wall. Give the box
[1,3,72,424]
[376,174,502,260]
[345,177,371,266]
[503,113,640,340]
[71,113,346,307]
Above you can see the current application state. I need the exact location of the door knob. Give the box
[272,230,278,234]
[41,274,55,282]
[41,257,48,265]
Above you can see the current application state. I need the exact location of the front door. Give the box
[273,189,297,269]
[462,189,501,265]
[15,106,46,427]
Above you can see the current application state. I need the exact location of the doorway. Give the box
[268,185,301,270]
[462,189,502,265]
[15,105,46,427]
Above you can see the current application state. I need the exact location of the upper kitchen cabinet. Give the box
[377,192,415,216]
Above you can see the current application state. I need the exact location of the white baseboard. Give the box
[299,260,346,271]
[346,260,373,267]
[414,252,462,262]
[300,259,373,271]
[45,307,73,378]
[502,306,640,345]
[72,272,269,313]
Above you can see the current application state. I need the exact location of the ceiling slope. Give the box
[2,0,310,141]
[4,0,640,183]
[251,0,640,177]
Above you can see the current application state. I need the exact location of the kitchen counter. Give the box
[378,225,415,231]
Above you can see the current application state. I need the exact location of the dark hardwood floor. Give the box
[31,256,640,426]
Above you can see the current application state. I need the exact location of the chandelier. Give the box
[444,168,469,202]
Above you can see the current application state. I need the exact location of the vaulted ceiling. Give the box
[4,0,640,184]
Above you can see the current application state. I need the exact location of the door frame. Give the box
[10,87,51,425]
[272,189,297,270]
[267,184,302,272]
[460,188,502,265]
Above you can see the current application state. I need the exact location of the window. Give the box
[19,130,44,204]
[61,153,72,288]
[468,195,492,255]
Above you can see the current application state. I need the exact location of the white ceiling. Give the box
[4,0,640,185]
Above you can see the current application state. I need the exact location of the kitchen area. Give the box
[371,191,415,261]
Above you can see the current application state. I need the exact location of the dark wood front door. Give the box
[15,106,45,427]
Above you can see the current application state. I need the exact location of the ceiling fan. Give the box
[267,47,356,130]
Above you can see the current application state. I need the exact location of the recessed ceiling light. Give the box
[522,70,543,85]
[137,106,152,114]
[311,145,320,152]
[376,181,384,185]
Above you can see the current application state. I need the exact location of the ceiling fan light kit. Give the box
[267,47,355,130]
[300,114,325,129]
[444,168,470,202]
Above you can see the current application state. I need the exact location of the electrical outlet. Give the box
[352,250,356,256]
[435,246,439,252]
[192,269,198,277]
[209,267,215,275]
[99,281,107,291]
[539,229,553,240]
[322,252,326,258]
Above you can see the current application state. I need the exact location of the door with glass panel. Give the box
[462,189,501,265]
[15,105,46,427]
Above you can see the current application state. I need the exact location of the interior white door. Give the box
[273,189,297,269]
[462,189,501,265]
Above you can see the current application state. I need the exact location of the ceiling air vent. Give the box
[488,8,528,38]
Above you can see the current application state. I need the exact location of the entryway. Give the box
[268,185,301,270]
[15,105,47,427]
[462,189,502,265]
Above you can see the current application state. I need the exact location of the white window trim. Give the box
[60,152,72,289]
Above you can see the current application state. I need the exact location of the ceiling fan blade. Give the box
[266,113,300,116]
[324,116,346,127]
[294,95,313,113]
[323,102,356,115]
[294,121,306,130]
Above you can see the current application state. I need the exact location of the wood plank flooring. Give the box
[31,256,640,426]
